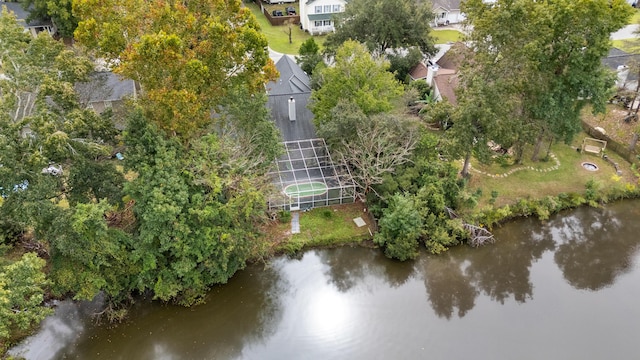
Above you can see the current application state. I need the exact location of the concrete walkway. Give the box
[611,24,639,40]
[268,47,297,63]
[291,211,300,234]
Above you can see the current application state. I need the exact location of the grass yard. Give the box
[432,29,464,44]
[465,138,636,208]
[244,1,326,54]
[611,39,640,53]
[264,203,373,254]
[631,9,640,25]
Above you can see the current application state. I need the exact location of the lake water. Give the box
[10,200,640,359]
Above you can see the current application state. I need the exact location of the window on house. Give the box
[441,12,447,18]
[315,6,322,13]
[324,5,331,13]
[323,20,331,26]
[314,20,323,27]
[333,4,341,12]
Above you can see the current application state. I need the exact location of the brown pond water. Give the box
[10,200,640,359]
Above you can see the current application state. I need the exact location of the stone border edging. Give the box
[466,152,561,178]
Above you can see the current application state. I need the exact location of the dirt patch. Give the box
[583,105,639,147]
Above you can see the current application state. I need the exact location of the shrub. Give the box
[374,194,422,261]
[279,210,291,223]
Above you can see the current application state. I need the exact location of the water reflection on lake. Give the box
[10,200,640,359]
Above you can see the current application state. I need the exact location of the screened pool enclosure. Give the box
[267,139,356,211]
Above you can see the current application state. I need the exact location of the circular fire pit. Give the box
[581,162,599,171]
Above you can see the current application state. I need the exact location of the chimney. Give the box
[426,64,439,87]
[288,97,296,121]
[617,65,629,88]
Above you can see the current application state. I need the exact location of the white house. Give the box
[0,1,55,37]
[299,0,347,35]
[432,0,465,26]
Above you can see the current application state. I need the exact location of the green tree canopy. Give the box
[462,0,632,161]
[0,253,52,347]
[296,38,323,75]
[324,0,436,56]
[374,193,422,261]
[0,10,120,245]
[310,40,404,126]
[74,0,277,139]
[123,110,269,305]
[19,0,77,38]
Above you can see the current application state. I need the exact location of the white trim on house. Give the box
[299,0,346,35]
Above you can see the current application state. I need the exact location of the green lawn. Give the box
[631,9,640,25]
[244,1,326,55]
[270,204,372,254]
[432,29,464,44]
[465,138,634,208]
[612,39,640,53]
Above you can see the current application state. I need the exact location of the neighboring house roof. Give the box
[75,72,136,104]
[436,42,466,70]
[434,72,459,105]
[266,56,312,96]
[409,62,428,81]
[432,0,461,11]
[433,42,468,105]
[602,47,640,83]
[0,1,51,28]
[602,48,640,71]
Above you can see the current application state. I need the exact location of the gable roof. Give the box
[0,1,51,27]
[266,56,312,96]
[436,42,466,70]
[433,42,468,105]
[432,0,461,11]
[435,73,459,105]
[409,62,428,81]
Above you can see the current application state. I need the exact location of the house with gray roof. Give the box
[432,0,464,26]
[266,55,317,141]
[0,1,55,37]
[75,72,137,127]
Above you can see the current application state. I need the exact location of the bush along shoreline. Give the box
[468,179,640,230]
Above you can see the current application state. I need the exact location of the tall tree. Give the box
[374,193,423,261]
[0,253,52,347]
[388,47,424,83]
[296,38,322,75]
[49,200,137,304]
[310,40,404,126]
[335,113,417,198]
[0,10,119,244]
[463,0,632,161]
[123,111,269,305]
[74,0,278,140]
[324,0,436,57]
